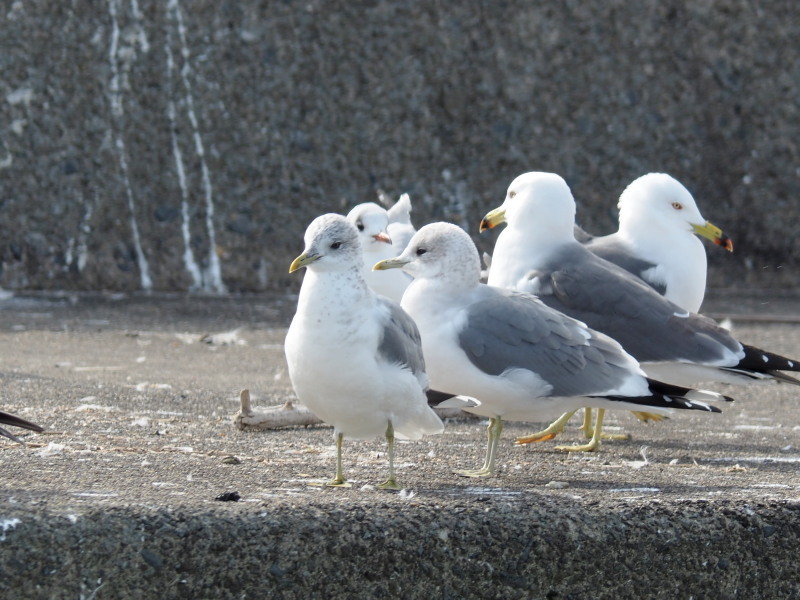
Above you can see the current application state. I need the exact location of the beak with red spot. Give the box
[479,207,506,232]
[691,221,734,252]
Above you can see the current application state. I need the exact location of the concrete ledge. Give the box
[1,293,799,598]
[2,498,800,599]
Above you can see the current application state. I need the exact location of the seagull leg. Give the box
[514,410,578,445]
[556,408,606,452]
[378,421,401,490]
[484,417,503,476]
[455,417,502,477]
[583,407,631,442]
[327,432,352,487]
[630,411,667,423]
[580,408,594,438]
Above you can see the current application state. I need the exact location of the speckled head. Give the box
[376,222,481,288]
[289,214,362,273]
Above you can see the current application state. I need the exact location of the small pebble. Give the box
[215,491,241,502]
[545,480,569,489]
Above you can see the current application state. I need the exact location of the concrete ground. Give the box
[1,291,799,599]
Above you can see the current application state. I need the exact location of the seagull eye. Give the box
[330,241,342,250]
[416,248,427,256]
[509,191,517,198]
[356,221,364,231]
[672,202,683,210]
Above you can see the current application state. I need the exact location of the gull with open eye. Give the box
[346,202,412,303]
[580,173,733,313]
[374,222,728,476]
[284,213,443,489]
[481,171,800,450]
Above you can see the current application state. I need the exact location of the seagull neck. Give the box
[619,217,700,257]
[296,268,372,319]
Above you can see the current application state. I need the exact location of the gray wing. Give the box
[376,297,427,382]
[584,234,667,296]
[530,244,741,364]
[458,287,641,397]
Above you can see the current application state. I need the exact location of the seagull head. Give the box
[289,214,362,273]
[373,222,481,287]
[618,173,733,252]
[480,172,577,240]
[346,202,393,252]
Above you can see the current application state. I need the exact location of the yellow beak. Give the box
[372,257,409,271]
[479,207,507,232]
[289,252,320,273]
[691,221,733,252]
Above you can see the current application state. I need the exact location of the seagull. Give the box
[285,213,443,489]
[581,173,733,313]
[346,202,412,303]
[535,173,734,445]
[0,410,44,444]
[374,222,729,476]
[383,192,417,254]
[481,171,800,391]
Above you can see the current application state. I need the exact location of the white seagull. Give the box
[544,173,734,444]
[374,222,728,476]
[346,201,413,303]
[580,172,733,313]
[285,214,443,489]
[480,169,799,453]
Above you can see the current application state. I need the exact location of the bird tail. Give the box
[729,344,800,385]
[595,379,732,413]
[0,410,44,444]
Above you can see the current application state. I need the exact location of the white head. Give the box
[289,214,362,274]
[346,202,392,253]
[373,222,481,289]
[617,173,732,250]
[480,172,577,241]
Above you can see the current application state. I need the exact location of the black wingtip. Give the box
[425,389,457,407]
[0,410,44,434]
[740,344,800,378]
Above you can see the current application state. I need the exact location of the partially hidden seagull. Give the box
[374,222,729,476]
[538,173,734,446]
[384,192,417,254]
[346,201,413,303]
[480,173,800,457]
[285,213,443,489]
[581,173,733,313]
[0,410,44,444]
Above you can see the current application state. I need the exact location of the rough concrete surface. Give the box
[1,292,800,598]
[0,1,799,293]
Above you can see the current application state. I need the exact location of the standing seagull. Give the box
[531,173,734,445]
[285,214,443,489]
[0,410,43,444]
[480,172,799,449]
[375,222,728,476]
[346,202,412,303]
[582,173,733,313]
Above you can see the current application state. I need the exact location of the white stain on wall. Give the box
[165,24,203,291]
[167,0,226,293]
[107,0,152,290]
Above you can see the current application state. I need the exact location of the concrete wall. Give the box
[1,1,797,293]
